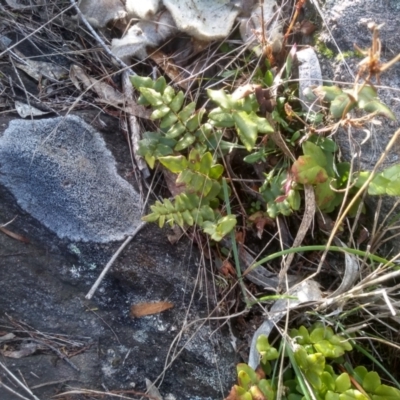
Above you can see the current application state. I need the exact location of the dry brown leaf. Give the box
[16,60,67,82]
[224,385,241,400]
[70,64,124,104]
[0,333,15,342]
[145,378,163,400]
[279,184,315,285]
[0,226,29,243]
[69,65,150,118]
[220,260,236,278]
[14,101,51,118]
[249,211,275,239]
[130,302,174,318]
[149,49,188,89]
[1,342,39,358]
[162,167,186,197]
[167,225,183,245]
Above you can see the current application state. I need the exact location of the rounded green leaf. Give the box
[373,384,400,400]
[362,371,381,393]
[233,111,258,151]
[155,143,175,158]
[130,75,154,90]
[264,70,274,87]
[256,334,271,353]
[258,379,275,399]
[294,347,309,369]
[209,164,224,180]
[249,112,274,133]
[178,102,196,120]
[321,371,336,392]
[326,391,341,400]
[287,189,301,211]
[203,181,221,200]
[199,152,213,175]
[207,88,234,109]
[216,215,237,237]
[292,155,328,185]
[238,370,253,390]
[162,85,175,103]
[302,141,327,168]
[151,105,170,119]
[298,326,311,344]
[306,370,322,390]
[315,180,337,210]
[169,91,185,112]
[236,364,258,386]
[181,209,194,226]
[200,205,215,221]
[153,76,167,93]
[314,340,345,359]
[339,389,369,400]
[142,212,159,223]
[160,112,179,129]
[144,153,156,169]
[158,214,165,228]
[158,155,188,173]
[208,108,235,127]
[313,85,343,102]
[191,173,205,192]
[336,373,351,393]
[186,109,205,132]
[177,169,194,185]
[174,133,196,151]
[330,93,355,119]
[139,87,163,107]
[165,122,186,138]
[188,148,202,170]
[172,211,184,227]
[353,366,368,384]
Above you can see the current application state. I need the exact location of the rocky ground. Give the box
[1,1,400,399]
[0,110,236,400]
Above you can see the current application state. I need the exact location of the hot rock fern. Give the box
[131,75,274,241]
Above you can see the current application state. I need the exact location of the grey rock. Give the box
[317,0,400,252]
[0,186,236,399]
[296,48,323,113]
[319,0,400,171]
[0,115,142,242]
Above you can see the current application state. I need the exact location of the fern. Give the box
[131,75,205,154]
[143,192,236,241]
[131,75,276,240]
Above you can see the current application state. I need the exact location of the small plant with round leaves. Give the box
[226,324,400,400]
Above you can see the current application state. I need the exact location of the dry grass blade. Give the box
[0,361,41,400]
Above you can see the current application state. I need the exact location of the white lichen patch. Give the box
[0,116,142,242]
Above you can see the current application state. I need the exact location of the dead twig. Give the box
[85,221,147,299]
[0,381,32,400]
[121,70,150,179]
[68,0,136,76]
[0,361,41,400]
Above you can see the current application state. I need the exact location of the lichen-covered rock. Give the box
[319,0,400,171]
[77,0,127,28]
[163,0,240,41]
[317,0,400,252]
[0,115,142,242]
